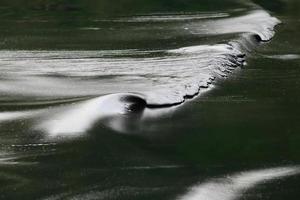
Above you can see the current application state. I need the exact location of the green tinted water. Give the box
[0,0,300,200]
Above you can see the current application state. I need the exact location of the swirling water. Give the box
[0,0,300,199]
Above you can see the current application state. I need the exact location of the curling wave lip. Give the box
[35,93,147,137]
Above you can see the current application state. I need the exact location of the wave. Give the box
[0,8,280,136]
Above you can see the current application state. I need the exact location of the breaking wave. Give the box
[0,8,280,136]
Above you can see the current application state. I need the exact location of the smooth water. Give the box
[0,0,300,199]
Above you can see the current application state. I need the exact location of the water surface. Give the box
[0,0,300,199]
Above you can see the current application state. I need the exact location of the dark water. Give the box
[0,0,300,199]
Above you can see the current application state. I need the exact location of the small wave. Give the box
[79,27,102,31]
[36,93,147,137]
[177,166,300,200]
[265,54,300,60]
